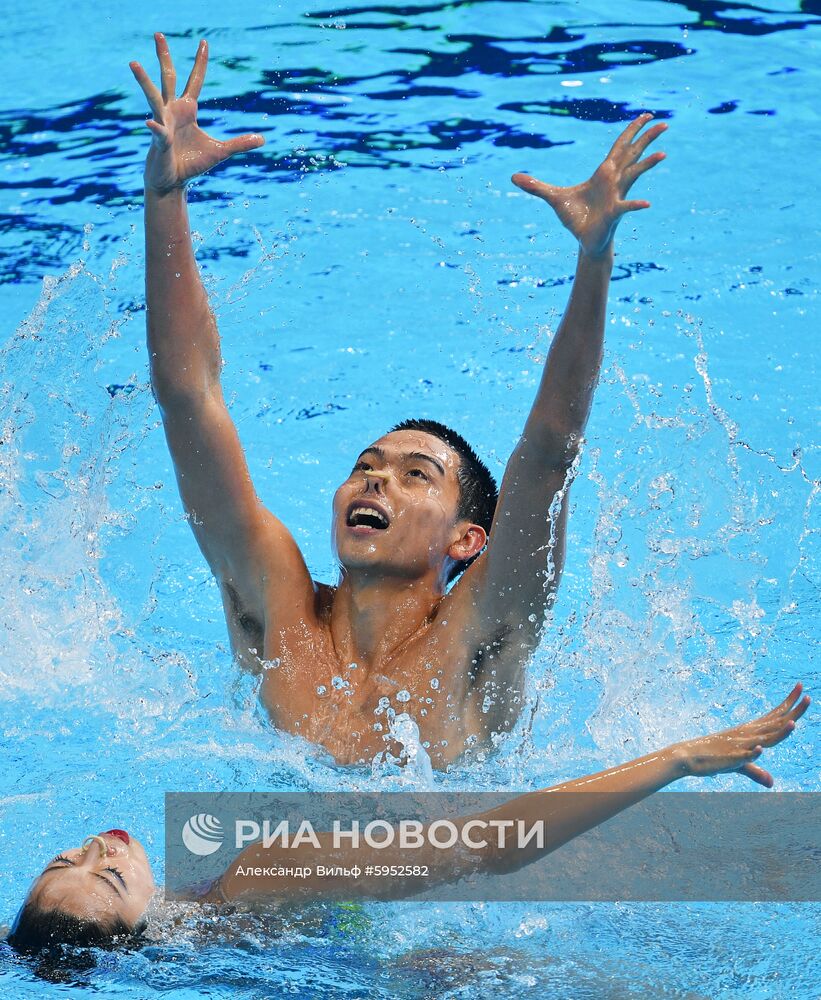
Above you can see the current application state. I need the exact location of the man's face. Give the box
[332,430,467,582]
[24,829,155,931]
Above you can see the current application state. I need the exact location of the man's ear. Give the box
[448,523,487,563]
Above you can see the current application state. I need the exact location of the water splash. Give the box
[371,708,435,788]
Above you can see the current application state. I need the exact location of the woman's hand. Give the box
[511,113,667,259]
[130,33,264,195]
[673,682,810,788]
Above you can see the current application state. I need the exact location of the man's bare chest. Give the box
[257,620,482,767]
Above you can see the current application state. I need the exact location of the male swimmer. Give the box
[131,35,668,767]
[7,684,808,952]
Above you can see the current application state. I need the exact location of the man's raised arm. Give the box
[131,35,315,636]
[456,115,667,681]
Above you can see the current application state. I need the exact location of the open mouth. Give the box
[103,829,130,846]
[346,503,390,531]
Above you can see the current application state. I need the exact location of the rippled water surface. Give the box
[1,1,819,996]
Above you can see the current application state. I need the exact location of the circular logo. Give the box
[182,814,224,856]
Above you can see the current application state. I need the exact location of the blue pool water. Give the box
[1,0,818,995]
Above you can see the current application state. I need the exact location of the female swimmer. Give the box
[6,683,809,953]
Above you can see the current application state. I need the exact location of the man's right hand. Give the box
[130,33,264,195]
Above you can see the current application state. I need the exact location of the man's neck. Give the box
[329,571,444,670]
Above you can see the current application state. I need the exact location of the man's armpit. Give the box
[467,623,536,732]
[222,581,264,644]
[467,623,515,687]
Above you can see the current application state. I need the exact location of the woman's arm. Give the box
[479,681,808,874]
[207,683,809,902]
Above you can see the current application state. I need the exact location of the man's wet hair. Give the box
[389,418,498,583]
[6,899,147,955]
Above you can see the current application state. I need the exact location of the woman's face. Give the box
[24,829,155,930]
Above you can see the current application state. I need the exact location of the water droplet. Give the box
[396,689,411,703]
[331,675,349,690]
[430,677,439,690]
[316,685,327,696]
